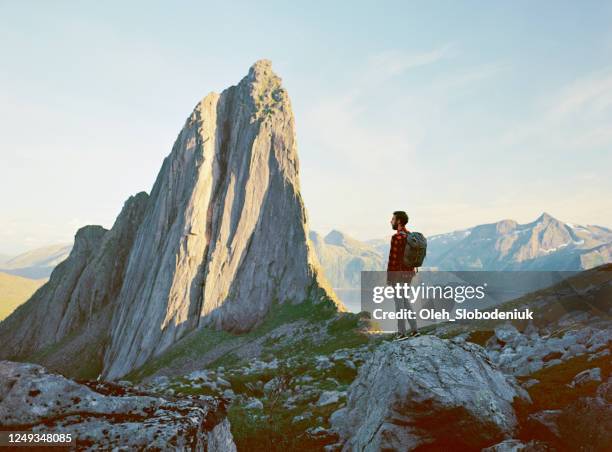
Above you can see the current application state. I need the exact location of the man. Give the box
[387,211,418,336]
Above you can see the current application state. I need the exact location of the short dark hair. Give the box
[393,211,409,226]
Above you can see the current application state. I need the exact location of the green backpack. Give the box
[401,231,427,267]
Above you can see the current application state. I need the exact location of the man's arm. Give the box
[387,233,402,272]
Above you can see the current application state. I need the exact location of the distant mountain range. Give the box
[309,231,383,288]
[427,212,612,271]
[0,244,72,279]
[2,213,610,315]
[309,213,612,292]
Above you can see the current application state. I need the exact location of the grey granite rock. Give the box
[0,193,148,376]
[103,60,338,379]
[482,439,550,451]
[0,361,235,451]
[317,390,343,407]
[495,323,523,345]
[332,336,530,451]
[528,410,562,438]
[570,367,601,387]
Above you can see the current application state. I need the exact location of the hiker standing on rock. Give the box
[387,211,427,336]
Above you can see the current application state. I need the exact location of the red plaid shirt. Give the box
[387,226,415,272]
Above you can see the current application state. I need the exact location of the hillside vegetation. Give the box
[0,272,46,320]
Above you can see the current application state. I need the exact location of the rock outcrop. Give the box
[0,361,235,451]
[331,336,530,451]
[486,320,611,377]
[0,193,148,377]
[0,60,337,380]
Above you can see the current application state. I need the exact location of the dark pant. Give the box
[388,272,417,334]
[394,296,418,334]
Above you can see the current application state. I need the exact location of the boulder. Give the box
[495,323,524,346]
[244,398,264,410]
[331,336,529,451]
[0,361,235,451]
[317,390,343,407]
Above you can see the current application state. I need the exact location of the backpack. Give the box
[402,231,427,268]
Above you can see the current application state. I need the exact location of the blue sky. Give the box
[1,1,611,254]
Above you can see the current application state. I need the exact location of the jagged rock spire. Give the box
[102,60,336,378]
[0,61,339,380]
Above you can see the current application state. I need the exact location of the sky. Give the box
[1,1,612,255]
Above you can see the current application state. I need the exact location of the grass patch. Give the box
[227,393,341,451]
[126,297,339,382]
[327,313,361,335]
[323,361,358,386]
[466,329,494,346]
[27,329,106,380]
[167,377,221,397]
[125,327,235,381]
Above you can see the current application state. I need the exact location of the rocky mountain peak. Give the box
[496,219,519,234]
[243,59,288,119]
[72,225,107,253]
[534,212,562,227]
[325,230,347,246]
[0,61,338,380]
[247,59,277,86]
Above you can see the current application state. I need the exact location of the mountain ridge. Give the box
[429,212,612,270]
[306,213,611,300]
[0,243,72,279]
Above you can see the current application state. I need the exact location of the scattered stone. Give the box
[306,426,328,437]
[528,410,561,438]
[343,359,356,370]
[482,439,549,451]
[263,377,282,394]
[217,377,231,388]
[495,323,523,345]
[292,412,312,423]
[0,361,235,451]
[317,390,342,407]
[521,379,540,389]
[570,367,601,388]
[588,348,610,361]
[244,398,264,410]
[187,370,209,381]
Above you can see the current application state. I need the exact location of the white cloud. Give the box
[550,69,612,118]
[299,46,510,240]
[501,68,612,151]
[361,45,455,83]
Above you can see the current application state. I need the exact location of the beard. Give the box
[390,222,397,231]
